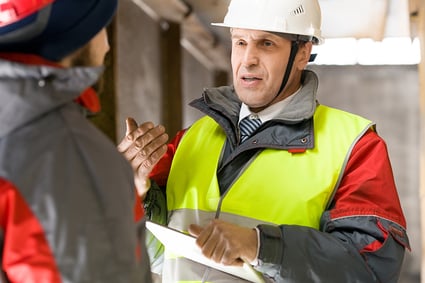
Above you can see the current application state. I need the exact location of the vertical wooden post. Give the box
[159,21,183,138]
[418,0,425,281]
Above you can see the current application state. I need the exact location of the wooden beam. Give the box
[418,0,425,281]
[159,21,183,138]
[180,13,230,72]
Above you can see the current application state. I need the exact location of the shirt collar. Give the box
[239,86,302,123]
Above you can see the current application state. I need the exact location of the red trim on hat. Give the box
[0,0,55,27]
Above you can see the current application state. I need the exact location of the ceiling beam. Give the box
[409,0,420,38]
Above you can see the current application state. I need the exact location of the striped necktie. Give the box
[239,115,262,143]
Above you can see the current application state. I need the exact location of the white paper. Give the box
[146,221,265,283]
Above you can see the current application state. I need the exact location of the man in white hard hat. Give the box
[0,0,162,282]
[120,0,410,282]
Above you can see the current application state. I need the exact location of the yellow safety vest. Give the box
[164,105,373,282]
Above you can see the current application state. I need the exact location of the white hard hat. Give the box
[212,0,324,45]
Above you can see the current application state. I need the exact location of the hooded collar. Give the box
[0,53,103,138]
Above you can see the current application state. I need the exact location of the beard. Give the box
[69,45,93,66]
[68,45,106,93]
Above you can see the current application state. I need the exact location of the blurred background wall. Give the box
[93,0,425,281]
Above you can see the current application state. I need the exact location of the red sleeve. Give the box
[330,130,407,228]
[133,189,145,260]
[0,178,61,283]
[134,189,144,220]
[149,129,186,187]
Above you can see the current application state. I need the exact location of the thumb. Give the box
[188,224,203,237]
[125,117,138,136]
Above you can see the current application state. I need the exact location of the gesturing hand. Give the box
[117,117,168,198]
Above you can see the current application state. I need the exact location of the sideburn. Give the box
[69,45,105,94]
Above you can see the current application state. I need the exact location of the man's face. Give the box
[87,28,110,67]
[64,28,110,92]
[67,28,110,67]
[230,28,307,112]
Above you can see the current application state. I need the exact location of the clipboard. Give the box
[145,221,265,283]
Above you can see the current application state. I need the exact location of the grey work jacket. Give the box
[0,59,151,283]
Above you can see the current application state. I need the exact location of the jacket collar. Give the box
[0,54,103,138]
[0,53,101,112]
[190,69,319,149]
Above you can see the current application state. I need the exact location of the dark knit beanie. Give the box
[0,0,117,61]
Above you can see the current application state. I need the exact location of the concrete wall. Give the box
[309,64,420,282]
[116,0,163,136]
[181,48,230,128]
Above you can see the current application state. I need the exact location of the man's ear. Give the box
[296,41,313,70]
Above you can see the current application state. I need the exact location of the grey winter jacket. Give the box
[0,58,151,283]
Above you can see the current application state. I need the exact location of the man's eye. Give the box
[263,41,273,47]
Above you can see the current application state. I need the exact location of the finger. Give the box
[117,122,155,153]
[133,125,167,153]
[126,117,138,135]
[221,249,242,266]
[134,143,168,175]
[201,233,219,259]
[130,130,168,171]
[117,118,142,153]
[127,122,155,143]
[194,222,215,248]
[197,223,221,259]
[227,258,244,266]
[120,142,144,164]
[211,241,226,264]
[188,224,204,237]
[132,131,168,165]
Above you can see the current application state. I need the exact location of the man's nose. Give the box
[242,45,259,67]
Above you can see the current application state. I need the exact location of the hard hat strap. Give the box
[263,40,299,108]
[277,41,299,97]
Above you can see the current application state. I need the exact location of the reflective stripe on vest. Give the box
[164,105,373,282]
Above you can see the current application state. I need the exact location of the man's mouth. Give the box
[242,76,261,82]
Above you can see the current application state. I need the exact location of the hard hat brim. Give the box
[211,23,324,45]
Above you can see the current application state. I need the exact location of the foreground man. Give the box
[120,0,410,282]
[0,0,151,282]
